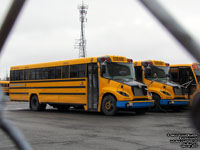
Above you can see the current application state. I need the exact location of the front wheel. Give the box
[152,94,162,111]
[30,95,46,111]
[101,95,117,116]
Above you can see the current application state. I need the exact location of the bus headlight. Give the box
[117,91,129,97]
[160,90,171,96]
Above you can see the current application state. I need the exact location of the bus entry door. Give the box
[87,63,99,110]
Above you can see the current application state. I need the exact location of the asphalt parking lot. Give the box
[0,96,199,150]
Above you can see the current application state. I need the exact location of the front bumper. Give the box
[160,99,190,106]
[116,100,154,109]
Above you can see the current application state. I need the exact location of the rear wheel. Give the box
[30,95,46,111]
[101,95,117,116]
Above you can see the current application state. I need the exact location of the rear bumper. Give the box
[160,99,190,106]
[116,100,154,109]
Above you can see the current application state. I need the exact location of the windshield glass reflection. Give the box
[101,62,136,82]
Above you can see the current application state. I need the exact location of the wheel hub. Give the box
[105,101,112,110]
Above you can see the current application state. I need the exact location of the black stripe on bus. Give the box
[39,93,86,95]
[10,93,29,95]
[10,100,28,102]
[42,102,86,106]
[10,79,86,84]
[9,86,86,89]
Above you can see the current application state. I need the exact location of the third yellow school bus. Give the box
[9,55,154,115]
[134,60,190,110]
[170,63,200,98]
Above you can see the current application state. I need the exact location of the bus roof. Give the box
[170,63,199,67]
[134,60,167,66]
[10,55,129,70]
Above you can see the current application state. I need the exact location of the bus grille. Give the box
[132,86,147,96]
[173,87,186,95]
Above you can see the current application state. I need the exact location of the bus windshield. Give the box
[101,62,136,81]
[145,65,169,81]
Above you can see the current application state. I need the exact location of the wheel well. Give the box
[151,92,161,99]
[29,93,38,101]
[102,93,117,102]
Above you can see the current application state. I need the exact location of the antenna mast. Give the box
[75,1,88,58]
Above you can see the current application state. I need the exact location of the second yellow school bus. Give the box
[0,81,9,95]
[9,56,154,115]
[134,60,190,110]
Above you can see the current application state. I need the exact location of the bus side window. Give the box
[62,66,69,78]
[15,70,20,81]
[169,67,179,83]
[30,69,36,80]
[19,70,23,80]
[35,69,40,80]
[48,67,55,79]
[55,67,61,79]
[135,66,143,82]
[10,70,14,81]
[24,70,29,80]
[70,64,86,78]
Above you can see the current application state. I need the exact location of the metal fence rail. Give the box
[0,0,31,149]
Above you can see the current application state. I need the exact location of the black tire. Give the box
[30,95,46,111]
[134,108,147,115]
[101,95,117,116]
[152,94,162,111]
[73,105,84,110]
[56,105,70,112]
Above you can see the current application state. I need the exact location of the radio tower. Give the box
[75,1,88,58]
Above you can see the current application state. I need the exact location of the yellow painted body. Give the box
[134,60,188,101]
[170,63,200,105]
[10,56,153,112]
[0,81,9,95]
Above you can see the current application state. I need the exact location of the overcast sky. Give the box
[0,0,199,79]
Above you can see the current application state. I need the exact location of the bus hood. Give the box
[123,80,146,87]
[159,80,183,88]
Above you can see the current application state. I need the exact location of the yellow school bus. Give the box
[134,60,190,110]
[9,55,154,115]
[170,63,200,100]
[0,81,9,95]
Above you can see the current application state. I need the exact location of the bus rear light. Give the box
[144,61,152,65]
[100,57,111,62]
[192,64,198,69]
[127,59,133,63]
[101,57,106,61]
[165,63,169,66]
